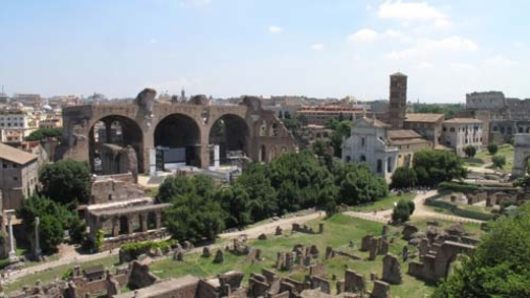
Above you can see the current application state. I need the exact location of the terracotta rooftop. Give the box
[0,142,37,165]
[443,118,483,124]
[364,117,391,128]
[405,113,445,123]
[387,129,422,140]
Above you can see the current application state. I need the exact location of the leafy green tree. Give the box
[335,163,388,205]
[391,199,413,223]
[39,160,91,205]
[26,128,62,141]
[17,195,72,254]
[236,163,278,221]
[492,155,506,169]
[156,175,193,203]
[214,184,252,228]
[413,150,467,187]
[268,151,335,212]
[390,167,418,189]
[190,175,216,199]
[163,192,225,243]
[463,145,477,158]
[487,143,498,155]
[433,202,530,297]
[326,120,351,158]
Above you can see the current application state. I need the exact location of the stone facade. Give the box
[512,134,530,177]
[59,90,297,175]
[0,142,39,210]
[441,118,484,157]
[342,117,398,182]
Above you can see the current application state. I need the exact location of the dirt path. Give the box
[4,210,324,284]
[344,190,485,224]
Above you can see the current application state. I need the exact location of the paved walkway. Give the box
[344,190,485,224]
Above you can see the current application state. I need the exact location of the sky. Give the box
[1,0,529,102]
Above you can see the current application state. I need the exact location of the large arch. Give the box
[512,134,530,177]
[88,115,144,173]
[208,114,250,166]
[154,113,202,169]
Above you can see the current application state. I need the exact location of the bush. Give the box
[392,199,413,223]
[121,239,174,259]
[492,155,506,169]
[464,145,477,158]
[390,167,418,189]
[487,143,498,155]
[438,181,479,193]
[26,128,62,141]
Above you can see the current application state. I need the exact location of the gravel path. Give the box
[3,210,325,283]
[344,190,485,224]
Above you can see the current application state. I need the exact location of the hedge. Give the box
[438,181,479,193]
[425,197,495,221]
[121,239,175,259]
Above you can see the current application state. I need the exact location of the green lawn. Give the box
[150,214,434,298]
[4,255,119,294]
[464,144,514,172]
[351,192,415,212]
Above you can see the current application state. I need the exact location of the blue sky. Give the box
[1,0,529,102]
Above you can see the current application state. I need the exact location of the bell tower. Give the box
[388,72,407,129]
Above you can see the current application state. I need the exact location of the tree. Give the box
[463,145,477,158]
[163,192,225,243]
[236,163,278,221]
[268,151,335,212]
[17,195,72,254]
[39,160,91,205]
[487,143,498,155]
[391,199,414,223]
[413,150,467,187]
[492,155,506,169]
[214,184,252,228]
[390,167,418,189]
[326,120,351,158]
[335,163,388,205]
[433,202,530,297]
[26,128,62,141]
[156,175,193,203]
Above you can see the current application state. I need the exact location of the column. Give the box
[7,212,17,261]
[34,216,42,259]
[112,217,119,237]
[155,212,162,229]
[140,214,147,232]
[213,145,220,169]
[126,216,133,235]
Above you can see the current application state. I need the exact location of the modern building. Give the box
[441,118,483,157]
[0,142,39,210]
[296,105,365,126]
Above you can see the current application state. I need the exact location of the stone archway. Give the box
[512,134,530,177]
[208,114,250,166]
[88,115,144,174]
[154,113,202,169]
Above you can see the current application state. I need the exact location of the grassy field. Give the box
[351,192,415,212]
[4,255,119,294]
[464,144,514,172]
[150,214,435,298]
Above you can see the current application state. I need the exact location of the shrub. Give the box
[487,143,498,155]
[492,155,506,169]
[390,167,417,189]
[392,199,413,223]
[464,145,477,158]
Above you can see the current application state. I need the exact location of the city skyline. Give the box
[1,0,529,102]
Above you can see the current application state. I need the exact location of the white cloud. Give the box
[378,1,451,28]
[347,28,379,44]
[387,36,478,59]
[417,62,433,69]
[268,26,283,34]
[310,43,325,51]
[483,55,518,67]
[450,63,474,70]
